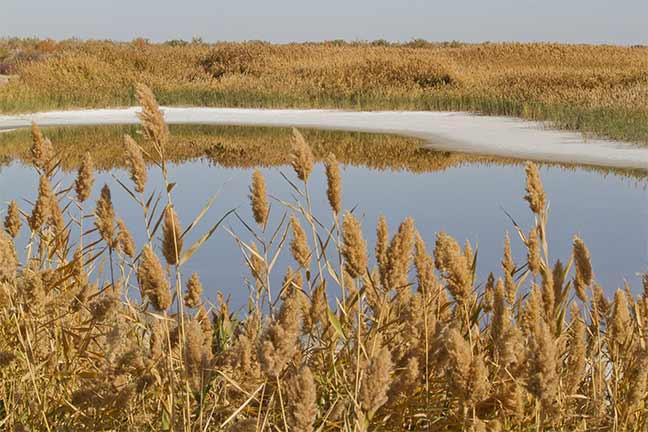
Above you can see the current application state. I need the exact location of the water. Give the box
[0,124,646,307]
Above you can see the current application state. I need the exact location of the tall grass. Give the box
[1,85,647,431]
[1,39,648,143]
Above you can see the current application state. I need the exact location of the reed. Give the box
[1,39,648,143]
[1,84,647,431]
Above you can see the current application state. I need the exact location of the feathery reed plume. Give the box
[526,317,559,418]
[360,340,394,418]
[72,247,88,287]
[161,205,183,265]
[184,272,203,309]
[285,366,318,432]
[572,236,592,302]
[29,175,53,232]
[184,319,213,391]
[124,134,147,193]
[382,217,415,291]
[30,122,54,173]
[483,273,495,312]
[290,128,314,182]
[249,169,269,227]
[464,240,474,266]
[258,286,303,377]
[524,162,546,215]
[527,227,541,275]
[341,212,368,278]
[95,184,116,247]
[491,279,510,360]
[552,259,565,306]
[75,153,94,203]
[414,232,437,295]
[540,263,555,321]
[502,233,516,303]
[309,281,327,332]
[565,302,586,395]
[137,245,171,311]
[376,215,389,277]
[324,152,342,214]
[0,230,17,283]
[116,219,136,258]
[446,328,490,411]
[4,201,21,238]
[290,215,311,269]
[610,289,631,347]
[135,84,168,151]
[434,232,473,307]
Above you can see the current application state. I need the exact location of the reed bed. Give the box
[0,85,647,431]
[1,39,648,143]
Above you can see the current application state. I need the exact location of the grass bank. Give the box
[1,39,648,143]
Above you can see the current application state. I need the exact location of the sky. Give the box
[1,0,646,45]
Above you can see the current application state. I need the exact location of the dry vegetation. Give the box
[0,85,648,431]
[1,38,648,143]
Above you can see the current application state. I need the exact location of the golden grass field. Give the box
[0,85,647,431]
[1,38,648,143]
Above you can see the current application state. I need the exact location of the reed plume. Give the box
[324,152,342,214]
[360,340,394,418]
[29,175,53,232]
[290,215,311,269]
[290,128,314,182]
[249,169,269,227]
[0,230,17,283]
[184,272,203,309]
[30,122,54,173]
[376,215,389,277]
[184,318,213,390]
[135,84,169,152]
[527,227,541,275]
[137,245,171,311]
[526,317,559,419]
[4,201,21,238]
[75,153,94,203]
[382,217,415,291]
[565,302,586,395]
[524,162,546,215]
[95,184,116,247]
[116,219,136,258]
[285,366,318,432]
[124,134,147,193]
[573,236,592,302]
[161,205,183,265]
[434,232,473,307]
[258,286,303,377]
[502,233,517,303]
[341,212,368,278]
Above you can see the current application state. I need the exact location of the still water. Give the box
[0,124,646,307]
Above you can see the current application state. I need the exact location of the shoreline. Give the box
[0,107,647,171]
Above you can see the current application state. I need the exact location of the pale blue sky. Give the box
[2,0,646,44]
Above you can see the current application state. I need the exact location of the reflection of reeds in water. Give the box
[1,85,648,431]
[1,123,647,180]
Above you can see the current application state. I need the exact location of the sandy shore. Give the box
[0,107,647,171]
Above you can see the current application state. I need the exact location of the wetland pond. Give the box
[0,124,646,308]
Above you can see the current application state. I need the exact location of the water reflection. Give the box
[0,124,646,306]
